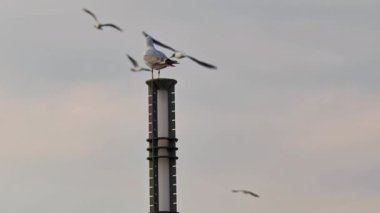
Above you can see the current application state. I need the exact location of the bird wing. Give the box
[127,54,151,72]
[142,31,177,52]
[141,68,151,71]
[186,55,217,69]
[126,54,139,67]
[131,68,150,72]
[243,190,259,197]
[144,54,163,65]
[152,38,177,52]
[101,23,123,32]
[83,8,98,22]
[142,31,151,39]
[165,58,178,66]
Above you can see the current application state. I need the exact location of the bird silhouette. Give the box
[83,8,123,32]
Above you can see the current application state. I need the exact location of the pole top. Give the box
[146,78,177,90]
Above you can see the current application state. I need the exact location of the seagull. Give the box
[143,35,178,78]
[83,8,123,32]
[232,189,260,198]
[142,31,217,70]
[126,54,150,72]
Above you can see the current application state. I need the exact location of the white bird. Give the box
[126,54,150,72]
[232,189,260,198]
[83,8,123,32]
[143,35,178,78]
[143,31,217,69]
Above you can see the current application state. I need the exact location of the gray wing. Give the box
[186,55,217,69]
[144,54,163,65]
[142,31,177,52]
[101,23,123,32]
[83,8,98,22]
[126,54,139,67]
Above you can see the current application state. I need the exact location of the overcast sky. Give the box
[0,0,379,213]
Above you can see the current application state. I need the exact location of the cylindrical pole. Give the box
[146,78,178,213]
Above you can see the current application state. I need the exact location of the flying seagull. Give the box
[142,31,217,70]
[83,8,123,32]
[232,190,260,198]
[143,35,178,78]
[126,54,150,72]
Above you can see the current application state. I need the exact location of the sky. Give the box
[0,0,379,212]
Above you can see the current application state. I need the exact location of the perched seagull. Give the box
[232,190,260,198]
[126,54,150,72]
[143,35,178,78]
[142,31,217,70]
[83,8,123,32]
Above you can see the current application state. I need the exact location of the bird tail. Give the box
[165,58,178,66]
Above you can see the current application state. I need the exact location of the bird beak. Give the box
[170,53,175,58]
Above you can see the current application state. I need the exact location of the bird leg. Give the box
[151,68,154,79]
[158,70,160,79]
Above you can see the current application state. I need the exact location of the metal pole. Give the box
[146,78,178,213]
